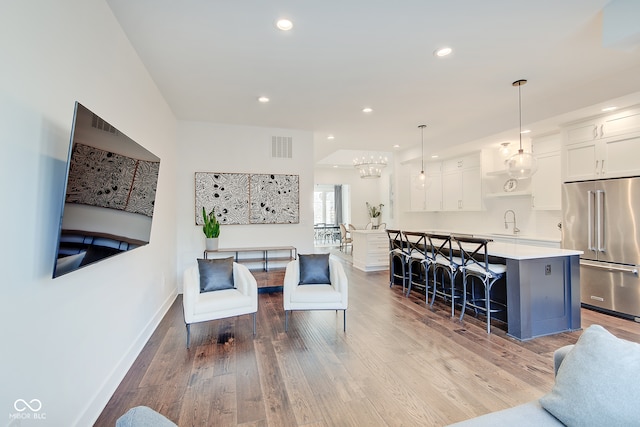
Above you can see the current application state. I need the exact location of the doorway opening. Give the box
[314,184,350,248]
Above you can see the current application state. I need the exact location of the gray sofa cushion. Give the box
[539,324,640,426]
[446,401,562,426]
[116,406,177,427]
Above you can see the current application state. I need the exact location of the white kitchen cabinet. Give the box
[409,174,426,211]
[531,134,561,210]
[565,107,640,145]
[351,230,389,272]
[425,162,443,211]
[564,134,640,181]
[563,107,640,181]
[531,151,561,210]
[408,161,442,211]
[442,153,482,211]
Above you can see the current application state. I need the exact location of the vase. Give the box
[371,217,380,227]
[205,237,219,251]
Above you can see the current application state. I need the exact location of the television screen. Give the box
[52,102,161,278]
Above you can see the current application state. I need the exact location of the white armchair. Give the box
[183,262,258,348]
[283,256,348,331]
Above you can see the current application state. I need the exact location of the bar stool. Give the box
[386,229,409,292]
[427,233,462,317]
[402,231,434,301]
[453,236,507,334]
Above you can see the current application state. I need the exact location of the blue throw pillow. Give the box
[539,324,640,426]
[298,253,331,285]
[197,257,235,293]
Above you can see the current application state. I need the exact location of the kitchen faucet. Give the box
[504,209,520,235]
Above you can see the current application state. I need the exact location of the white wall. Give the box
[400,199,562,240]
[175,122,314,289]
[0,1,177,425]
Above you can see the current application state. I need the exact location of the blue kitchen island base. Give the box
[506,254,581,340]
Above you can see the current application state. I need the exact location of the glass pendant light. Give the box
[499,142,511,158]
[506,79,537,179]
[419,124,426,182]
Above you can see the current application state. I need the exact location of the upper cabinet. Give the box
[563,107,640,181]
[408,161,443,212]
[425,162,443,211]
[442,153,482,211]
[407,154,481,212]
[531,133,561,210]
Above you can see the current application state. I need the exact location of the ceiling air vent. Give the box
[91,114,120,135]
[271,136,292,159]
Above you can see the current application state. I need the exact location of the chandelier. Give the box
[353,154,388,179]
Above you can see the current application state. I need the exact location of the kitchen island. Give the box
[486,241,582,340]
[351,229,388,272]
[352,229,582,340]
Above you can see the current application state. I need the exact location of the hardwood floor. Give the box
[96,259,640,426]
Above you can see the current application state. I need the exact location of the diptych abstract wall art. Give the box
[195,172,299,225]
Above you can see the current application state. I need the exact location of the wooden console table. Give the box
[204,245,297,271]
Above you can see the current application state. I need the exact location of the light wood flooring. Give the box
[96,259,640,426]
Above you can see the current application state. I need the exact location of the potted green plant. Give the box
[202,206,221,251]
[366,202,384,227]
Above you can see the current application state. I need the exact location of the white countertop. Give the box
[485,241,581,260]
[394,229,579,260]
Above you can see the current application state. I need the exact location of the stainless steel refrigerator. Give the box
[562,177,640,320]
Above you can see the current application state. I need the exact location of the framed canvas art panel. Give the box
[195,172,250,225]
[249,174,299,224]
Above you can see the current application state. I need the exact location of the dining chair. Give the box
[339,223,353,253]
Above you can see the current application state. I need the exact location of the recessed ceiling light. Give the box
[276,19,293,31]
[258,96,270,103]
[327,135,335,140]
[393,144,400,148]
[431,154,439,159]
[332,165,338,168]
[602,106,617,112]
[362,107,373,113]
[434,47,452,57]
[520,129,531,134]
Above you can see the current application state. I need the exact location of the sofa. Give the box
[448,324,640,426]
[116,406,177,427]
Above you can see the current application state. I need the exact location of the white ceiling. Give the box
[106,0,640,166]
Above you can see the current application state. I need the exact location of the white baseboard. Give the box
[74,291,177,426]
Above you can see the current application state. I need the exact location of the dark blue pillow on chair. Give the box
[197,257,235,292]
[298,253,331,285]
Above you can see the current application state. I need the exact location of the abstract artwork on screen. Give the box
[65,143,159,217]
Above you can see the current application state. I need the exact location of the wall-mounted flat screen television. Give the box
[52,102,161,278]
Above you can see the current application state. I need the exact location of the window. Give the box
[314,186,335,224]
